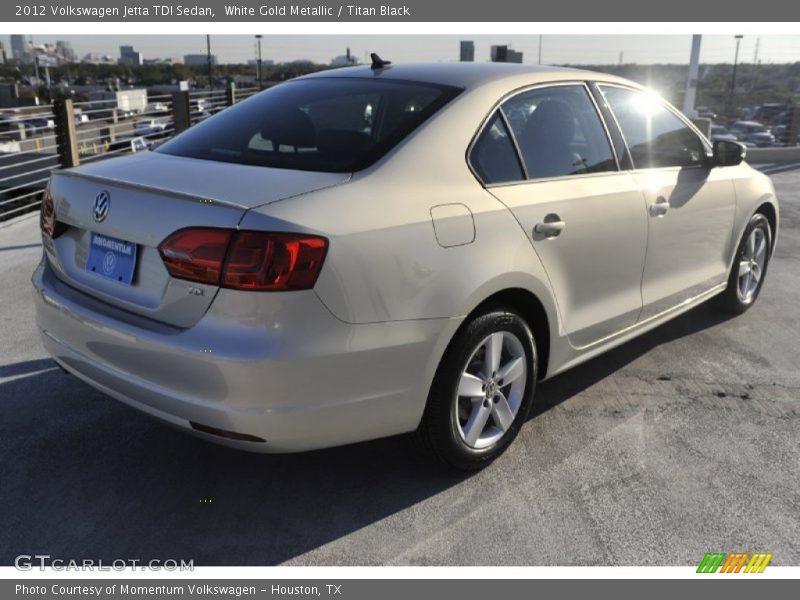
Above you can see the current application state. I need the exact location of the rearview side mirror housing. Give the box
[713,140,747,167]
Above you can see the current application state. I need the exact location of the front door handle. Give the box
[534,214,566,238]
[649,196,669,217]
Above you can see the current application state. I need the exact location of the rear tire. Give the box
[416,308,537,470]
[714,213,772,314]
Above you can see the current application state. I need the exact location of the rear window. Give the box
[157,78,462,172]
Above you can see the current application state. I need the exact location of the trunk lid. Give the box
[46,152,349,328]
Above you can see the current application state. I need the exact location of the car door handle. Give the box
[649,196,669,217]
[534,215,566,238]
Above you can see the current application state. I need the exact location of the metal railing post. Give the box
[226,81,237,107]
[171,91,191,134]
[53,98,80,168]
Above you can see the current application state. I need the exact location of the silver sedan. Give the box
[33,62,778,469]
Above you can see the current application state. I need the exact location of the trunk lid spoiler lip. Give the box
[55,162,354,212]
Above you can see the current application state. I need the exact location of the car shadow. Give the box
[531,302,734,417]
[0,303,733,566]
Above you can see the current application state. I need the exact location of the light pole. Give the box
[206,34,213,91]
[728,35,743,118]
[256,35,263,89]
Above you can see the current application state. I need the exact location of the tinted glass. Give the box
[469,112,524,185]
[158,78,461,172]
[600,86,706,169]
[501,85,616,180]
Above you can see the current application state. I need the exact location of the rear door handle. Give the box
[534,214,566,238]
[649,196,669,217]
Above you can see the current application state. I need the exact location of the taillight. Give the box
[158,228,328,291]
[40,187,56,237]
[158,228,233,285]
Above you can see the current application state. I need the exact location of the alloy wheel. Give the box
[454,331,528,449]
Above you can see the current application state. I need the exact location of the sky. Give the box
[7,34,800,65]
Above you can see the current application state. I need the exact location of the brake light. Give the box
[158,228,328,291]
[158,228,233,285]
[40,187,56,237]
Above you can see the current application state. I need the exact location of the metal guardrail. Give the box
[0,84,263,222]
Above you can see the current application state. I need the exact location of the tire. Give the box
[714,213,772,314]
[416,308,537,470]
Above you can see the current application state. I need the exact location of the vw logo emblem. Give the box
[93,191,110,223]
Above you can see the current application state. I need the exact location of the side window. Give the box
[469,112,524,185]
[600,86,707,169]
[501,85,617,180]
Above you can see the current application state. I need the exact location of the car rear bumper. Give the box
[32,259,460,452]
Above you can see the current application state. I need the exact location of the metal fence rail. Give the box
[0,83,262,222]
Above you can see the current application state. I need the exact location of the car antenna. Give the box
[370,53,392,70]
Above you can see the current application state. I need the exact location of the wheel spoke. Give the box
[747,232,756,258]
[497,356,525,386]
[491,392,515,432]
[458,372,485,398]
[464,402,492,446]
[739,260,751,276]
[483,332,504,377]
[755,235,767,259]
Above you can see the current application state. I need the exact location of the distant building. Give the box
[144,57,184,65]
[0,41,6,65]
[82,53,116,64]
[184,54,217,66]
[491,45,523,64]
[10,35,29,63]
[331,47,357,67]
[119,45,143,66]
[460,41,475,62]
[55,40,76,63]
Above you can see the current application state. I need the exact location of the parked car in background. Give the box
[753,103,790,126]
[24,117,55,133]
[132,119,168,136]
[710,124,738,143]
[34,63,780,470]
[729,121,775,147]
[771,124,800,146]
[107,136,150,154]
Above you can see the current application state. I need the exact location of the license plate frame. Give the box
[86,232,137,286]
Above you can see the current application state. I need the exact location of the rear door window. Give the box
[500,85,617,180]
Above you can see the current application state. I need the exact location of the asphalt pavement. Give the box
[1,167,798,566]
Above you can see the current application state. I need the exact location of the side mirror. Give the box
[713,140,747,167]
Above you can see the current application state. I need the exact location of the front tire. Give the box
[715,213,772,314]
[417,308,537,470]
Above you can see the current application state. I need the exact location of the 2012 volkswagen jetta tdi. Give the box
[33,62,778,469]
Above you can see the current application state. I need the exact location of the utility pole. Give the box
[728,35,743,118]
[255,35,263,89]
[683,34,702,118]
[750,37,760,91]
[619,51,624,66]
[538,35,542,64]
[206,34,213,91]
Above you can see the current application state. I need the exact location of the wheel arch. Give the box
[466,288,552,380]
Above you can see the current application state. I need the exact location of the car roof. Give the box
[296,62,638,91]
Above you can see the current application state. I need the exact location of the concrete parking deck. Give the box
[1,167,798,566]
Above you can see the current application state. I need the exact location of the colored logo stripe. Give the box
[744,553,773,573]
[697,553,726,573]
[697,552,773,573]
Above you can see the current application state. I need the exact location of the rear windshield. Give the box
[157,78,462,172]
